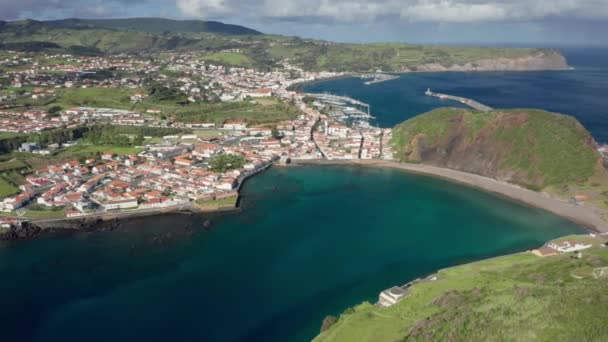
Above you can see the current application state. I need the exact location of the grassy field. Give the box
[0,132,27,140]
[1,207,67,219]
[195,196,238,210]
[192,129,224,137]
[0,177,20,199]
[4,87,142,111]
[52,87,142,110]
[199,52,254,67]
[135,98,300,125]
[56,144,143,158]
[19,208,66,219]
[0,158,29,172]
[0,157,29,199]
[315,235,608,342]
[0,153,56,170]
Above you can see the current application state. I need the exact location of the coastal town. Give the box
[0,51,394,226]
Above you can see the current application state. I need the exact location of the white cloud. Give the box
[400,1,508,22]
[175,0,608,23]
[4,0,608,24]
[175,0,400,22]
[176,0,230,16]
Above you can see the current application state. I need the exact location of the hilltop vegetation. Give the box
[199,52,255,67]
[43,18,262,35]
[391,108,605,191]
[0,19,567,72]
[315,236,608,342]
[267,40,559,72]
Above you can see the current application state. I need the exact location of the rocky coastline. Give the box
[0,204,240,241]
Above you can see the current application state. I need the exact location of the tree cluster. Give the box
[209,154,247,173]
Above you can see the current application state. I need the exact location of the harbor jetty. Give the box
[304,93,371,115]
[360,73,399,85]
[425,88,493,112]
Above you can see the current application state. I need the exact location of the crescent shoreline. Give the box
[288,159,608,233]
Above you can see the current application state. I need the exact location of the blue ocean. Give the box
[304,47,608,142]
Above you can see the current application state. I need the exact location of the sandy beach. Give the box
[291,159,608,233]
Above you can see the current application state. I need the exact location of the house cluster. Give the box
[0,216,25,229]
[62,107,157,126]
[4,53,146,89]
[148,51,342,104]
[7,69,142,90]
[0,104,166,134]
[311,120,390,160]
[532,239,594,257]
[0,106,157,133]
[0,135,279,216]
[0,54,32,69]
[196,64,395,161]
[0,110,66,133]
[36,55,142,74]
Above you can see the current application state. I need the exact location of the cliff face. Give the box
[401,50,568,72]
[391,108,603,190]
[0,218,123,240]
[0,222,41,240]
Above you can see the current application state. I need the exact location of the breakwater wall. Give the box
[425,89,493,112]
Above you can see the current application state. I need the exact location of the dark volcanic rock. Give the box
[203,219,213,230]
[0,222,41,240]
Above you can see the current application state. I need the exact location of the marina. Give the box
[303,92,375,128]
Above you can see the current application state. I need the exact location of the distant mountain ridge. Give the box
[0,18,568,72]
[43,18,262,35]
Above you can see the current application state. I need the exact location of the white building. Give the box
[378,286,408,307]
[102,199,138,211]
[223,120,247,130]
[547,240,593,253]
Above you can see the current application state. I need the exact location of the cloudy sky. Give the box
[1,0,607,45]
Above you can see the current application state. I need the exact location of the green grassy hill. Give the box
[44,18,262,35]
[0,19,567,72]
[267,40,559,72]
[315,236,608,342]
[391,108,605,192]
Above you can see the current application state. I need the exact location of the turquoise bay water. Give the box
[0,166,583,342]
